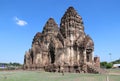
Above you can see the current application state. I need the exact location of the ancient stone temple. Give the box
[24,7,101,73]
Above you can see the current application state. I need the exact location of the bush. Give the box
[100,61,107,68]
[100,62,113,69]
[106,63,113,69]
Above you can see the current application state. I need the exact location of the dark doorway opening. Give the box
[86,49,92,62]
[86,53,90,62]
[31,52,34,64]
[49,46,55,64]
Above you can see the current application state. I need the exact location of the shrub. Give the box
[100,61,107,68]
[106,63,113,69]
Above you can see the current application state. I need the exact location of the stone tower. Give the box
[24,6,101,73]
[60,7,84,40]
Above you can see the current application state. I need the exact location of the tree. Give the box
[100,61,113,69]
[111,58,120,64]
[106,63,113,69]
[100,61,107,68]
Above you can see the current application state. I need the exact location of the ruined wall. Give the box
[94,57,100,67]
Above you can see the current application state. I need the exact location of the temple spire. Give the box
[42,18,59,35]
[60,6,84,39]
[65,6,78,16]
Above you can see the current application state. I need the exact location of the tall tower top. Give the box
[66,6,76,12]
[65,6,77,15]
[60,6,84,39]
[42,18,59,35]
[62,6,79,19]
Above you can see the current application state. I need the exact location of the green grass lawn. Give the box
[0,69,120,81]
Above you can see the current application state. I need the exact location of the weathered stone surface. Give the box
[94,57,100,67]
[24,6,101,73]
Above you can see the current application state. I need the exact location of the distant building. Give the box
[0,64,7,69]
[113,64,120,68]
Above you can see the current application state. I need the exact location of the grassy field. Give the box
[0,69,120,81]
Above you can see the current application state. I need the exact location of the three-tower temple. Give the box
[24,7,101,73]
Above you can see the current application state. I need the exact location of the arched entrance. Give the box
[49,43,55,64]
[30,52,34,64]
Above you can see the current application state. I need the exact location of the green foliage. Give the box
[100,62,113,69]
[11,62,22,66]
[0,62,22,70]
[100,58,120,69]
[0,62,22,66]
[111,58,120,64]
[106,63,113,69]
[100,61,107,68]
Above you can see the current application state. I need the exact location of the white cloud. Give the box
[14,16,28,26]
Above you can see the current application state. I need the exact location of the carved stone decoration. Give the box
[24,6,102,73]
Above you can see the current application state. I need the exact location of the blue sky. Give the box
[0,0,120,64]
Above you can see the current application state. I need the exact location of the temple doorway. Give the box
[49,43,55,64]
